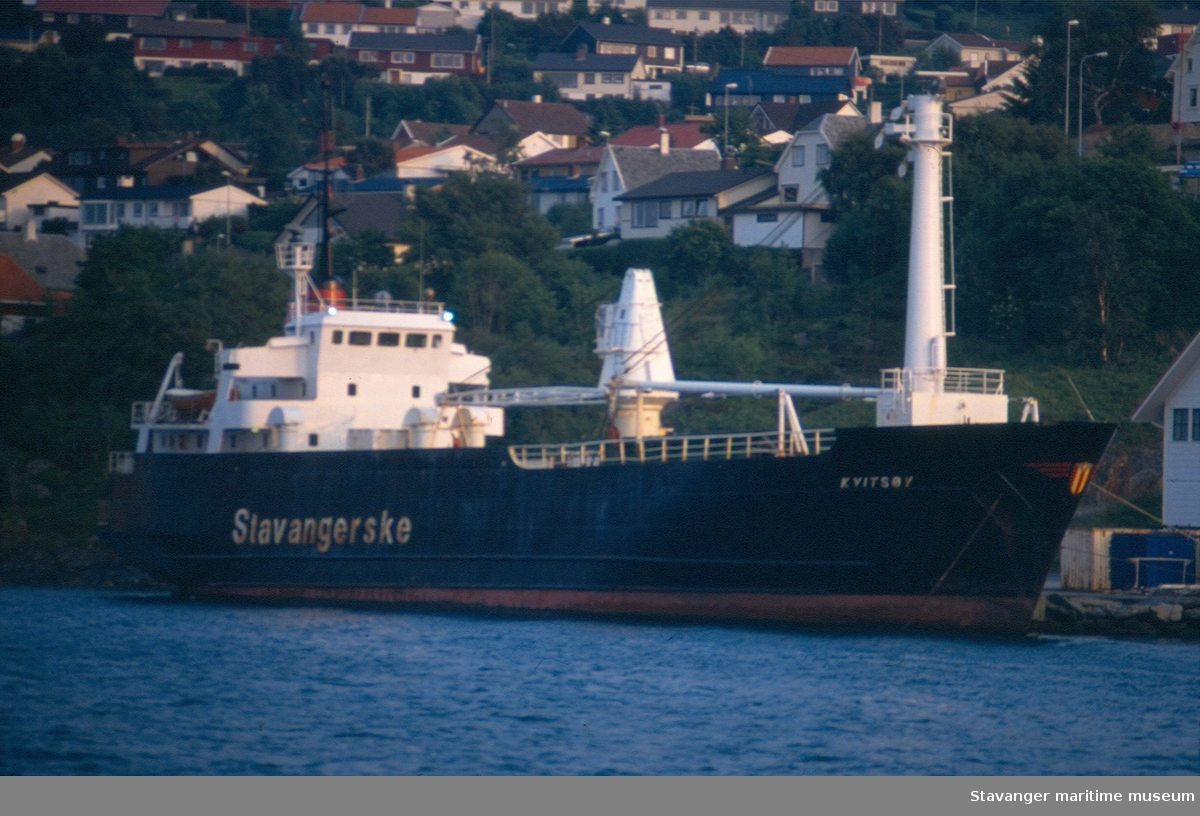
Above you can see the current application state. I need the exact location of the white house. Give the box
[645,0,790,34]
[0,173,79,232]
[77,183,266,246]
[287,156,353,194]
[1168,33,1200,128]
[1132,330,1200,527]
[591,143,720,233]
[727,112,869,269]
[392,142,498,179]
[615,167,775,239]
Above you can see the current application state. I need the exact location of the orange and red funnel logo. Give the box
[1025,462,1095,495]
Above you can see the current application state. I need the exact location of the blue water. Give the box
[1,587,1197,775]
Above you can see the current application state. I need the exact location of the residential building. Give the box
[277,190,412,265]
[1132,327,1200,526]
[1169,33,1200,128]
[128,137,252,186]
[472,98,593,150]
[0,135,53,174]
[645,0,791,34]
[726,111,869,268]
[77,183,266,246]
[299,3,458,47]
[610,120,718,151]
[762,46,861,80]
[560,22,684,77]
[587,0,649,10]
[391,142,498,179]
[287,156,353,194]
[946,59,1029,117]
[616,167,774,239]
[49,143,136,194]
[749,99,859,136]
[707,71,855,107]
[513,145,603,214]
[35,1,188,32]
[925,33,1029,68]
[445,0,572,24]
[1157,9,1200,40]
[532,51,647,100]
[390,120,471,147]
[347,32,483,85]
[131,19,284,77]
[0,227,83,333]
[0,173,79,233]
[591,143,720,232]
[810,1,903,16]
[864,53,915,79]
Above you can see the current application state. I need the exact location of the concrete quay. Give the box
[1034,587,1200,638]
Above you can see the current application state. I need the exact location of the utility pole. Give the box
[1065,19,1079,139]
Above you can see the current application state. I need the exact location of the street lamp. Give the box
[1065,19,1079,139]
[723,81,737,159]
[1079,51,1108,157]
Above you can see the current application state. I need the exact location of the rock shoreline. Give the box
[1036,588,1200,639]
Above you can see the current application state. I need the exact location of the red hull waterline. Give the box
[197,586,1040,633]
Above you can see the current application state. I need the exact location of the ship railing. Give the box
[508,429,835,469]
[287,299,444,321]
[131,401,210,427]
[880,367,1005,395]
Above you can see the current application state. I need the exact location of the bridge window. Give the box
[406,333,428,348]
[348,331,372,346]
[331,330,343,344]
[378,332,400,346]
[431,334,443,348]
[412,385,421,398]
[348,383,357,396]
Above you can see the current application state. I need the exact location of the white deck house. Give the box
[1132,330,1200,527]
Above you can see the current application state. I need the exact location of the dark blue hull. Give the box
[106,422,1115,632]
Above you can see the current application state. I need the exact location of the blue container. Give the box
[1145,533,1197,586]
[1108,533,1146,590]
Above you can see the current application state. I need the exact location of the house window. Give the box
[82,203,108,225]
[243,41,259,53]
[306,23,318,33]
[324,23,335,34]
[392,51,415,63]
[142,37,167,50]
[342,24,352,34]
[148,203,158,217]
[212,40,224,50]
[596,207,605,228]
[719,12,729,23]
[1174,408,1189,441]
[699,11,709,21]
[1193,408,1200,441]
[647,46,657,58]
[133,202,143,217]
[180,39,192,49]
[659,200,672,219]
[664,47,675,60]
[522,2,533,12]
[783,186,798,202]
[584,72,596,85]
[359,51,379,62]
[815,0,838,11]
[1191,87,1198,107]
[598,173,608,192]
[432,53,465,68]
[816,144,830,165]
[631,201,658,228]
[1190,58,1195,73]
[601,72,623,84]
[171,201,190,217]
[757,213,778,222]
[792,145,806,166]
[67,13,80,24]
[114,203,125,219]
[676,10,686,19]
[549,72,579,88]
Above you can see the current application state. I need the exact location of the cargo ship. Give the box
[105,97,1115,633]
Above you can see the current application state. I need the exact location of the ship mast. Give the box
[875,95,1009,427]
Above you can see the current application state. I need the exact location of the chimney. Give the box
[10,133,25,153]
[602,16,610,25]
[576,43,587,61]
[869,101,882,124]
[658,127,669,155]
[23,219,37,243]
[722,156,736,170]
